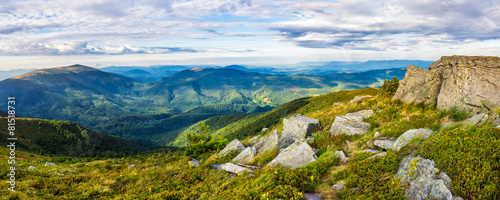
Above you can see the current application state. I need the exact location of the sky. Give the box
[0,0,499,70]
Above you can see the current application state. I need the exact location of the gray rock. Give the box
[253,130,280,155]
[497,125,500,129]
[350,187,360,191]
[233,147,256,165]
[393,56,500,113]
[172,174,179,178]
[373,131,381,138]
[395,155,453,200]
[335,150,349,163]
[304,193,322,200]
[219,139,245,157]
[189,158,200,167]
[261,128,268,132]
[28,166,36,169]
[374,139,395,150]
[346,140,352,150]
[490,114,500,127]
[282,114,320,140]
[331,182,345,190]
[333,102,346,107]
[45,162,55,166]
[367,152,387,160]
[349,95,373,104]
[362,149,380,154]
[278,131,296,149]
[453,197,464,200]
[248,135,260,143]
[440,122,456,130]
[439,172,452,191]
[463,113,488,126]
[212,163,253,174]
[268,140,317,169]
[330,110,374,136]
[14,163,22,166]
[127,164,135,169]
[392,129,433,151]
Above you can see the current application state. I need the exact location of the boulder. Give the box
[282,114,320,140]
[374,139,395,150]
[392,129,433,151]
[219,139,245,157]
[335,150,349,163]
[373,131,381,138]
[462,113,488,126]
[189,158,200,167]
[393,56,500,113]
[248,135,260,143]
[331,182,345,191]
[395,155,453,200]
[45,162,55,166]
[330,110,374,136]
[212,163,253,174]
[28,166,36,169]
[367,152,387,160]
[233,147,256,165]
[268,140,317,169]
[362,149,380,154]
[278,131,296,149]
[252,130,280,155]
[349,95,373,104]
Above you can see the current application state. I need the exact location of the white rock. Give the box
[374,139,395,150]
[463,113,488,126]
[335,150,349,163]
[252,130,280,155]
[349,95,373,104]
[268,140,317,169]
[212,163,253,174]
[373,131,381,138]
[28,166,36,169]
[189,158,200,167]
[362,149,380,154]
[283,114,320,140]
[392,129,433,151]
[367,152,387,159]
[330,110,374,136]
[233,147,256,165]
[219,139,245,157]
[45,162,55,166]
[127,164,135,169]
[331,183,345,190]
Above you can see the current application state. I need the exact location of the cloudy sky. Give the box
[0,0,499,70]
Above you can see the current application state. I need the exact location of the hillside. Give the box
[0,117,146,157]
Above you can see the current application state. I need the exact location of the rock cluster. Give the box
[330,110,374,135]
[393,56,500,113]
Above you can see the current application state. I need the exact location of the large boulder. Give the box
[219,139,245,157]
[330,110,374,136]
[252,130,280,155]
[374,139,395,150]
[282,114,320,140]
[462,113,488,126]
[233,147,256,165]
[395,155,453,200]
[392,129,433,151]
[212,163,253,174]
[393,56,500,113]
[268,140,317,169]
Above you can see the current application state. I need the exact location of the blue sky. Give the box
[0,0,499,70]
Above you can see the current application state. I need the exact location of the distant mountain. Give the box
[0,68,37,81]
[100,65,192,82]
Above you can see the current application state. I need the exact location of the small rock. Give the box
[233,147,256,165]
[172,174,179,178]
[303,193,322,200]
[219,139,245,157]
[189,158,200,167]
[345,140,352,150]
[332,102,345,107]
[14,163,22,166]
[331,183,345,190]
[374,139,395,150]
[212,163,253,174]
[496,125,500,129]
[392,129,433,151]
[367,152,387,159]
[373,131,381,138]
[440,121,456,130]
[349,95,373,104]
[463,113,488,126]
[283,114,320,140]
[45,162,55,166]
[268,140,317,169]
[453,197,464,200]
[28,166,36,169]
[335,150,349,163]
[127,164,135,169]
[362,149,380,154]
[261,128,268,132]
[350,187,360,191]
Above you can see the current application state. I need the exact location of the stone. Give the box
[212,163,253,174]
[373,131,381,138]
[172,174,179,178]
[335,150,349,163]
[462,113,488,126]
[28,166,36,169]
[393,56,500,113]
[346,140,352,150]
[367,152,387,160]
[333,102,345,107]
[45,162,55,166]
[233,147,256,165]
[261,128,268,132]
[439,172,452,191]
[14,163,22,166]
[268,140,317,169]
[282,114,320,140]
[127,164,135,169]
[331,182,345,190]
[490,114,500,127]
[362,149,380,154]
[252,130,280,155]
[278,131,296,149]
[392,129,433,151]
[303,193,322,200]
[497,125,500,129]
[395,155,453,200]
[453,197,464,200]
[248,135,260,143]
[330,110,374,136]
[219,139,245,157]
[189,158,200,167]
[349,95,373,104]
[374,139,395,150]
[440,122,456,130]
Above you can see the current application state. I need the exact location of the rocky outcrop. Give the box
[395,155,453,200]
[393,56,500,113]
[330,110,374,135]
[219,139,245,157]
[268,140,317,169]
[233,147,256,165]
[282,114,320,140]
[252,130,280,155]
[212,163,253,174]
[374,139,395,150]
[349,95,373,104]
[392,129,433,151]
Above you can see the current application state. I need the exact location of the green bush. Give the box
[184,122,228,157]
[417,127,500,199]
[378,76,399,98]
